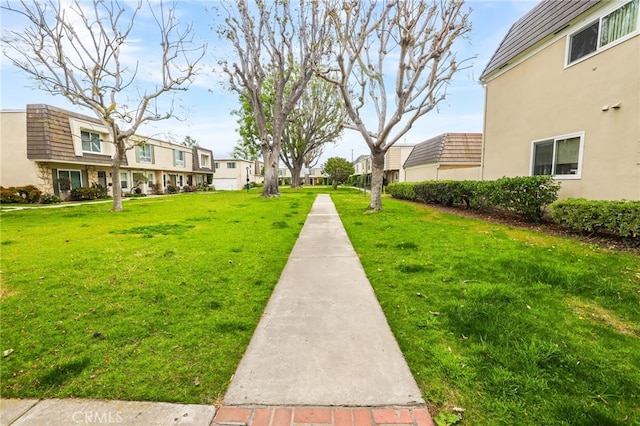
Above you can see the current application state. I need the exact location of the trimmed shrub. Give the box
[166,184,180,194]
[1,185,42,204]
[390,176,560,222]
[40,193,61,204]
[70,187,103,201]
[551,199,640,237]
[387,182,417,201]
[486,176,560,222]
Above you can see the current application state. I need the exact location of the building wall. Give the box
[482,30,640,200]
[385,145,414,183]
[404,164,480,182]
[0,111,39,187]
[438,165,481,181]
[404,164,438,182]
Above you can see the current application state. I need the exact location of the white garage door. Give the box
[213,178,239,191]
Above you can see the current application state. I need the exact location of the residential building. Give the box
[403,133,482,182]
[479,0,639,200]
[213,159,263,190]
[352,154,372,186]
[278,167,329,185]
[383,144,415,184]
[0,104,214,196]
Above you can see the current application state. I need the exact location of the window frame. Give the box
[566,0,639,66]
[530,132,585,180]
[174,150,185,167]
[227,162,236,169]
[57,169,83,190]
[137,144,154,164]
[81,130,102,153]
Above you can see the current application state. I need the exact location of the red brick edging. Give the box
[212,406,434,426]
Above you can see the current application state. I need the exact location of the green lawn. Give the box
[1,190,316,404]
[331,192,640,426]
[1,189,638,426]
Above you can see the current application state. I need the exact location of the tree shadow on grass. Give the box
[37,357,91,388]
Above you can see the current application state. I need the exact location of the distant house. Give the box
[0,104,214,196]
[383,144,415,184]
[403,133,482,182]
[351,144,415,186]
[278,167,329,185]
[480,0,639,200]
[352,154,372,186]
[213,159,263,190]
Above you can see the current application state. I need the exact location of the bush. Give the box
[166,184,180,194]
[124,192,147,198]
[40,193,61,204]
[550,199,640,237]
[70,187,102,201]
[488,176,560,222]
[91,183,109,199]
[391,176,560,222]
[1,185,42,204]
[1,187,24,204]
[196,183,214,192]
[387,182,417,201]
[182,185,197,192]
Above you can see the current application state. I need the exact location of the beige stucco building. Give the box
[403,133,482,182]
[0,104,214,196]
[480,0,639,200]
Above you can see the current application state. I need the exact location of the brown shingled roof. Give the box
[403,133,482,168]
[480,0,601,81]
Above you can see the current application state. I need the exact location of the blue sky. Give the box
[0,0,538,163]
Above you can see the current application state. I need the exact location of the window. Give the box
[120,172,128,189]
[174,150,185,167]
[58,170,82,190]
[200,154,210,168]
[568,0,638,64]
[147,173,154,184]
[214,162,220,169]
[137,144,154,163]
[531,133,584,178]
[227,162,236,169]
[81,130,101,153]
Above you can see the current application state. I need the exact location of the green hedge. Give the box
[386,182,417,201]
[70,187,103,201]
[389,176,560,222]
[550,199,640,237]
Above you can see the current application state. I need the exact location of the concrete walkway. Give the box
[1,194,430,426]
[224,194,423,406]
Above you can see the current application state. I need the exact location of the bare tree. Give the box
[1,0,206,211]
[281,76,345,188]
[321,0,472,210]
[216,0,330,197]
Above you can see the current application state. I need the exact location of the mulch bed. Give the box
[425,204,640,256]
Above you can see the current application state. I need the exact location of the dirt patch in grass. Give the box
[567,297,639,337]
[426,204,640,256]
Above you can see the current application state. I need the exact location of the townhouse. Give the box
[0,104,214,197]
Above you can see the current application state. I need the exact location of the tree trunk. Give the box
[368,151,385,211]
[289,161,304,188]
[111,159,123,212]
[261,148,280,197]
